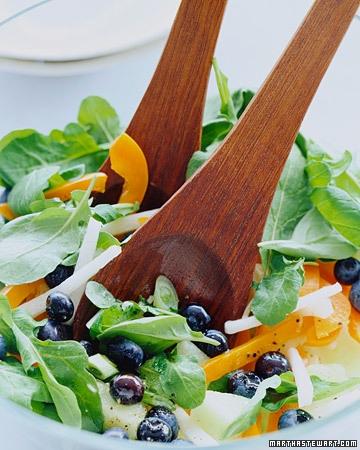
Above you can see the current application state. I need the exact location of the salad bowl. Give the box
[0,1,360,449]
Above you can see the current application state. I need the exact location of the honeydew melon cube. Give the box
[176,340,210,365]
[190,390,253,441]
[97,381,147,439]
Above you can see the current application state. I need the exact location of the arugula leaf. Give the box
[262,372,360,412]
[95,315,219,354]
[78,96,121,145]
[0,295,102,431]
[251,258,304,326]
[310,185,360,247]
[153,275,179,312]
[92,202,139,225]
[89,301,144,339]
[259,207,358,260]
[260,144,312,272]
[0,357,52,409]
[85,281,118,309]
[0,185,92,284]
[140,352,206,409]
[8,166,60,215]
[186,59,254,179]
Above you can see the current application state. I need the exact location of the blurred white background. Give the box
[0,0,358,155]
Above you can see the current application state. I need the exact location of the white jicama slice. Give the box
[102,209,158,235]
[67,217,102,321]
[224,283,341,334]
[286,346,313,407]
[174,406,219,447]
[19,245,121,317]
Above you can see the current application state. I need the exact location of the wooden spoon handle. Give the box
[93,0,228,208]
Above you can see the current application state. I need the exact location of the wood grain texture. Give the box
[92,0,228,208]
[74,0,359,341]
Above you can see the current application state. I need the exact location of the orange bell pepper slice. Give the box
[313,278,351,339]
[44,172,108,202]
[109,133,149,204]
[0,279,49,309]
[202,315,307,383]
[349,306,360,343]
[0,202,17,221]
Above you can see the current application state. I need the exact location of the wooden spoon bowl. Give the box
[74,0,360,340]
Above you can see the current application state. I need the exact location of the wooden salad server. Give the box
[74,0,360,338]
[92,0,228,209]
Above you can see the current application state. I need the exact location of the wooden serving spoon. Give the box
[92,0,228,209]
[74,0,359,339]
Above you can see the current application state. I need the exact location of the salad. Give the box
[0,63,360,445]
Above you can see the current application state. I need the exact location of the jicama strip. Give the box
[18,245,121,317]
[67,217,102,322]
[102,209,158,236]
[174,407,219,447]
[224,283,340,335]
[286,347,313,407]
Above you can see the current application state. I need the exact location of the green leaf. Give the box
[0,357,52,409]
[262,372,360,412]
[259,207,358,260]
[0,295,102,431]
[153,275,179,312]
[85,281,118,309]
[0,182,92,284]
[310,185,360,247]
[8,166,60,215]
[140,353,206,409]
[92,202,139,225]
[78,96,121,144]
[261,144,312,273]
[96,315,219,354]
[251,260,303,326]
[89,301,144,339]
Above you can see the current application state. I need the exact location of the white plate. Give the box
[0,0,180,61]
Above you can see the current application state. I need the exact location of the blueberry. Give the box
[37,320,73,342]
[349,279,360,312]
[255,351,290,379]
[0,188,10,204]
[103,427,129,439]
[0,334,7,360]
[278,408,313,429]
[46,291,74,323]
[45,265,74,288]
[179,303,211,332]
[109,373,144,405]
[79,339,95,356]
[334,258,360,285]
[196,329,229,357]
[137,417,173,442]
[106,336,144,371]
[227,369,262,398]
[146,406,179,439]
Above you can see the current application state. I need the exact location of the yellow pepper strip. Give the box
[0,279,49,309]
[348,306,360,343]
[313,279,351,339]
[202,315,307,383]
[109,133,149,204]
[0,202,17,221]
[44,173,107,202]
